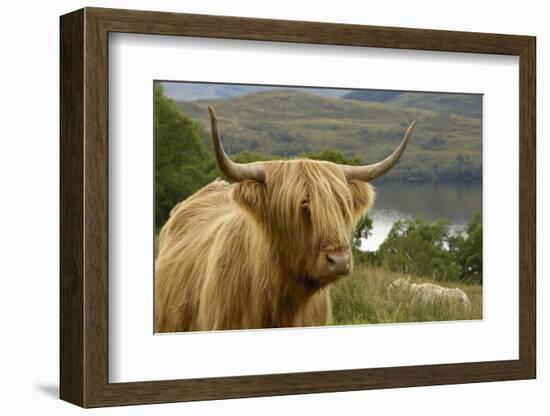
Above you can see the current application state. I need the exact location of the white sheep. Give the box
[389,277,471,310]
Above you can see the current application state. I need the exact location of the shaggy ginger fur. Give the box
[155,160,375,332]
[389,278,472,309]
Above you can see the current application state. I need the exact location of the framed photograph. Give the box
[60,7,536,408]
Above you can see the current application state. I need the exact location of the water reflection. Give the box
[361,181,482,251]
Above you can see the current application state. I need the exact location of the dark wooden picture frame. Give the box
[60,7,536,408]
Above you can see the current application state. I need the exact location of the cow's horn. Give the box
[341,121,416,182]
[208,106,266,182]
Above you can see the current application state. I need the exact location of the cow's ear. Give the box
[348,180,376,221]
[232,181,267,220]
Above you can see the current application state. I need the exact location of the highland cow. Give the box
[155,106,416,332]
[389,277,472,309]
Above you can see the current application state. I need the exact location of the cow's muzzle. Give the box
[323,251,351,276]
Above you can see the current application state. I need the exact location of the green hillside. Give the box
[389,92,482,119]
[176,89,482,181]
[342,89,404,102]
[343,90,482,119]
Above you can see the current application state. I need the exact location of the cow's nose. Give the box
[325,252,351,275]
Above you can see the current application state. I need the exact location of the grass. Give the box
[330,264,482,325]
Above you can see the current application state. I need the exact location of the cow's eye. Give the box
[301,200,310,216]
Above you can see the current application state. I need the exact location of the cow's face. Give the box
[232,160,375,289]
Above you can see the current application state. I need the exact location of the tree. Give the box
[154,84,215,228]
[378,218,461,281]
[353,215,373,250]
[299,149,362,166]
[450,212,482,283]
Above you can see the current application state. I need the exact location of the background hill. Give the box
[175,89,482,181]
[344,90,482,119]
[391,92,482,118]
[163,81,350,102]
[162,83,269,101]
[342,89,404,102]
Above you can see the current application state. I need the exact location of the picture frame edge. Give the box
[59,7,537,408]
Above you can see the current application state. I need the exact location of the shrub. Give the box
[450,212,483,283]
[378,218,461,281]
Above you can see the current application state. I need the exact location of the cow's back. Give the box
[155,179,233,332]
